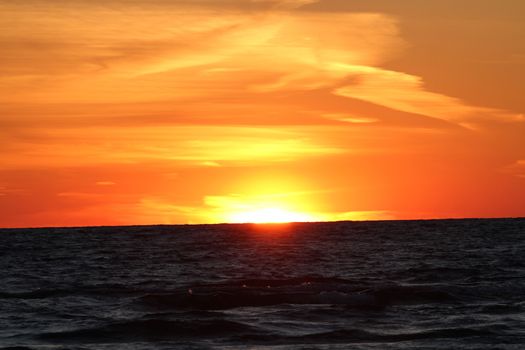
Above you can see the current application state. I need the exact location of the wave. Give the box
[140,277,460,310]
[228,325,510,345]
[373,284,459,305]
[1,277,463,310]
[37,318,261,343]
[35,317,511,346]
[292,325,506,343]
[0,283,151,300]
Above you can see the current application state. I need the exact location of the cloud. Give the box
[322,113,379,124]
[2,0,523,177]
[2,1,517,129]
[138,194,396,224]
[96,181,116,186]
[0,3,404,103]
[321,210,395,221]
[250,0,319,10]
[1,126,344,169]
[199,161,222,167]
[57,192,104,199]
[0,186,28,196]
[138,198,198,224]
[334,65,521,125]
[502,160,525,178]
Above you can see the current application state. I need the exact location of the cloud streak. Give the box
[2,0,518,129]
[502,160,525,178]
[1,126,343,169]
[334,65,521,125]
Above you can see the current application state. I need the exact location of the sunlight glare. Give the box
[228,207,315,224]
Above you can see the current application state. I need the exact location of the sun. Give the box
[228,207,315,224]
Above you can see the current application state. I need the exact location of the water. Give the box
[1,218,524,349]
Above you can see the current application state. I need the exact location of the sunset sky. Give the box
[1,0,524,227]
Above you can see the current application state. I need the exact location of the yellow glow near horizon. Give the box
[227,207,316,224]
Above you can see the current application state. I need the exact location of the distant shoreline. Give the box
[1,216,524,231]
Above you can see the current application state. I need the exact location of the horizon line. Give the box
[1,216,524,231]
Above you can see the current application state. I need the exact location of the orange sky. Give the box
[1,0,525,227]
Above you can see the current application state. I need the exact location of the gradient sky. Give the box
[1,0,525,227]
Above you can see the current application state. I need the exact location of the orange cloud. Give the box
[2,1,518,129]
[334,65,522,125]
[136,193,395,225]
[1,126,343,169]
[502,160,525,178]
[0,3,403,103]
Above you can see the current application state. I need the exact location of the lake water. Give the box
[1,218,524,349]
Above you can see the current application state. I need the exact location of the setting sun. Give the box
[227,207,316,224]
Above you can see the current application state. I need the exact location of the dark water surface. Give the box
[1,218,524,349]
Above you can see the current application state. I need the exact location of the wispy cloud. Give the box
[2,1,518,129]
[1,126,343,169]
[0,3,402,104]
[334,65,521,125]
[57,192,104,199]
[322,113,379,124]
[138,194,395,224]
[96,181,116,186]
[251,0,318,10]
[502,160,525,178]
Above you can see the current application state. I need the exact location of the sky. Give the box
[1,0,524,227]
